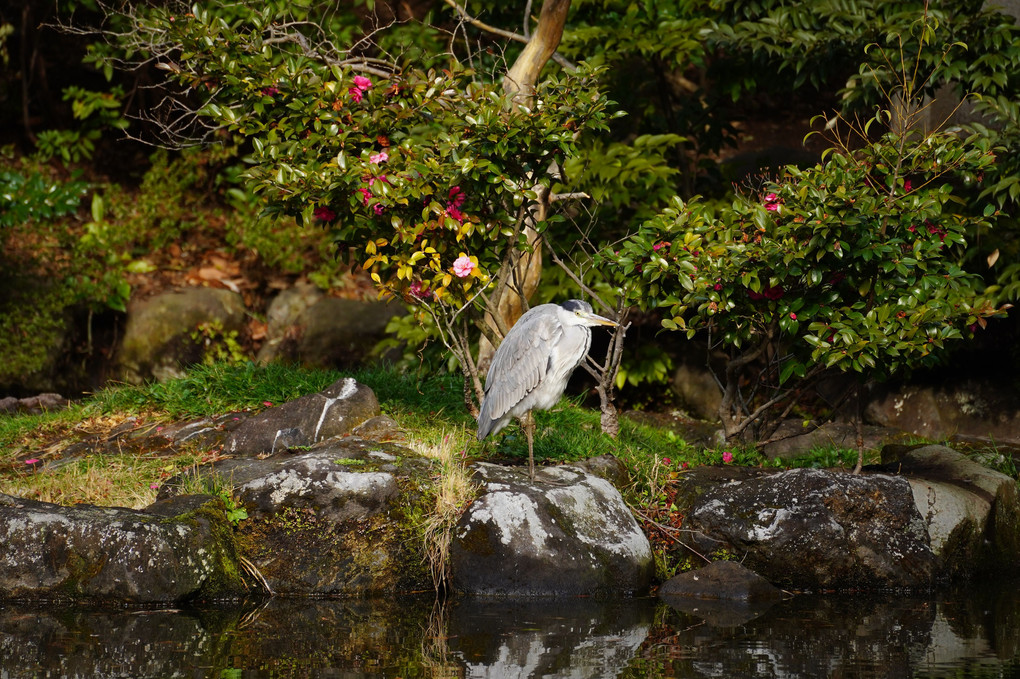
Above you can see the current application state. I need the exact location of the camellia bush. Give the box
[87,2,617,402]
[604,118,1009,444]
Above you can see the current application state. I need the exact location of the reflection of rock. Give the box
[450,462,654,596]
[2,587,1019,677]
[448,597,654,679]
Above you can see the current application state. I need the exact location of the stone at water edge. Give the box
[883,444,1020,575]
[449,462,654,596]
[658,560,785,627]
[658,560,784,601]
[0,493,245,603]
[163,439,437,596]
[685,467,938,589]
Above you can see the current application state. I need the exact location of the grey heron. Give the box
[476,299,618,477]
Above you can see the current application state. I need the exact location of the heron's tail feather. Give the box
[476,400,495,440]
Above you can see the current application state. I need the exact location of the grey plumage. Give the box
[477,299,618,477]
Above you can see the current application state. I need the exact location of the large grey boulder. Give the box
[866,380,1020,445]
[0,493,245,603]
[685,467,938,589]
[167,438,436,596]
[884,444,1020,575]
[223,377,380,456]
[257,285,401,368]
[449,462,654,596]
[117,287,246,384]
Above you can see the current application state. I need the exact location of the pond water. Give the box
[2,582,1019,678]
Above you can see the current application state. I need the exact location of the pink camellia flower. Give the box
[370,151,388,165]
[260,86,280,96]
[722,451,734,464]
[789,312,797,320]
[357,187,372,205]
[764,192,783,212]
[446,206,465,223]
[714,283,723,291]
[373,204,384,216]
[452,255,475,278]
[409,280,432,300]
[662,457,672,466]
[263,401,273,407]
[313,206,336,222]
[353,75,373,91]
[652,241,671,252]
[349,87,364,103]
[904,179,912,192]
[24,458,39,465]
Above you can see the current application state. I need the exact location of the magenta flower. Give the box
[446,206,465,223]
[349,87,364,103]
[448,186,466,207]
[24,458,39,465]
[652,241,671,252]
[763,192,783,212]
[789,312,797,320]
[722,451,734,464]
[373,204,384,216]
[661,457,672,466]
[357,187,372,205]
[370,151,388,165]
[409,281,432,300]
[313,206,337,222]
[453,255,475,278]
[150,483,160,490]
[260,86,280,96]
[904,179,912,192]
[353,75,373,91]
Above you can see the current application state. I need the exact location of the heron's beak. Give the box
[582,312,619,327]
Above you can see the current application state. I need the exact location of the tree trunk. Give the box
[477,0,572,373]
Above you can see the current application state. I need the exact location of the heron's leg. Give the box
[522,411,536,479]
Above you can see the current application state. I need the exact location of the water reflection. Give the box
[0,584,1018,678]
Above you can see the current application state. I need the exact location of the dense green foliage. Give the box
[3,0,1020,438]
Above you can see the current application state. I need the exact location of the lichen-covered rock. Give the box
[450,463,654,596]
[177,439,436,595]
[223,377,379,456]
[883,444,1020,575]
[117,287,246,384]
[0,493,245,603]
[686,468,937,589]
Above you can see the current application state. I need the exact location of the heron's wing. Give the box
[482,305,563,423]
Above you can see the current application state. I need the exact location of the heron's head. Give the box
[560,299,618,328]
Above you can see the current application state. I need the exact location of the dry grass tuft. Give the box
[409,429,478,592]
